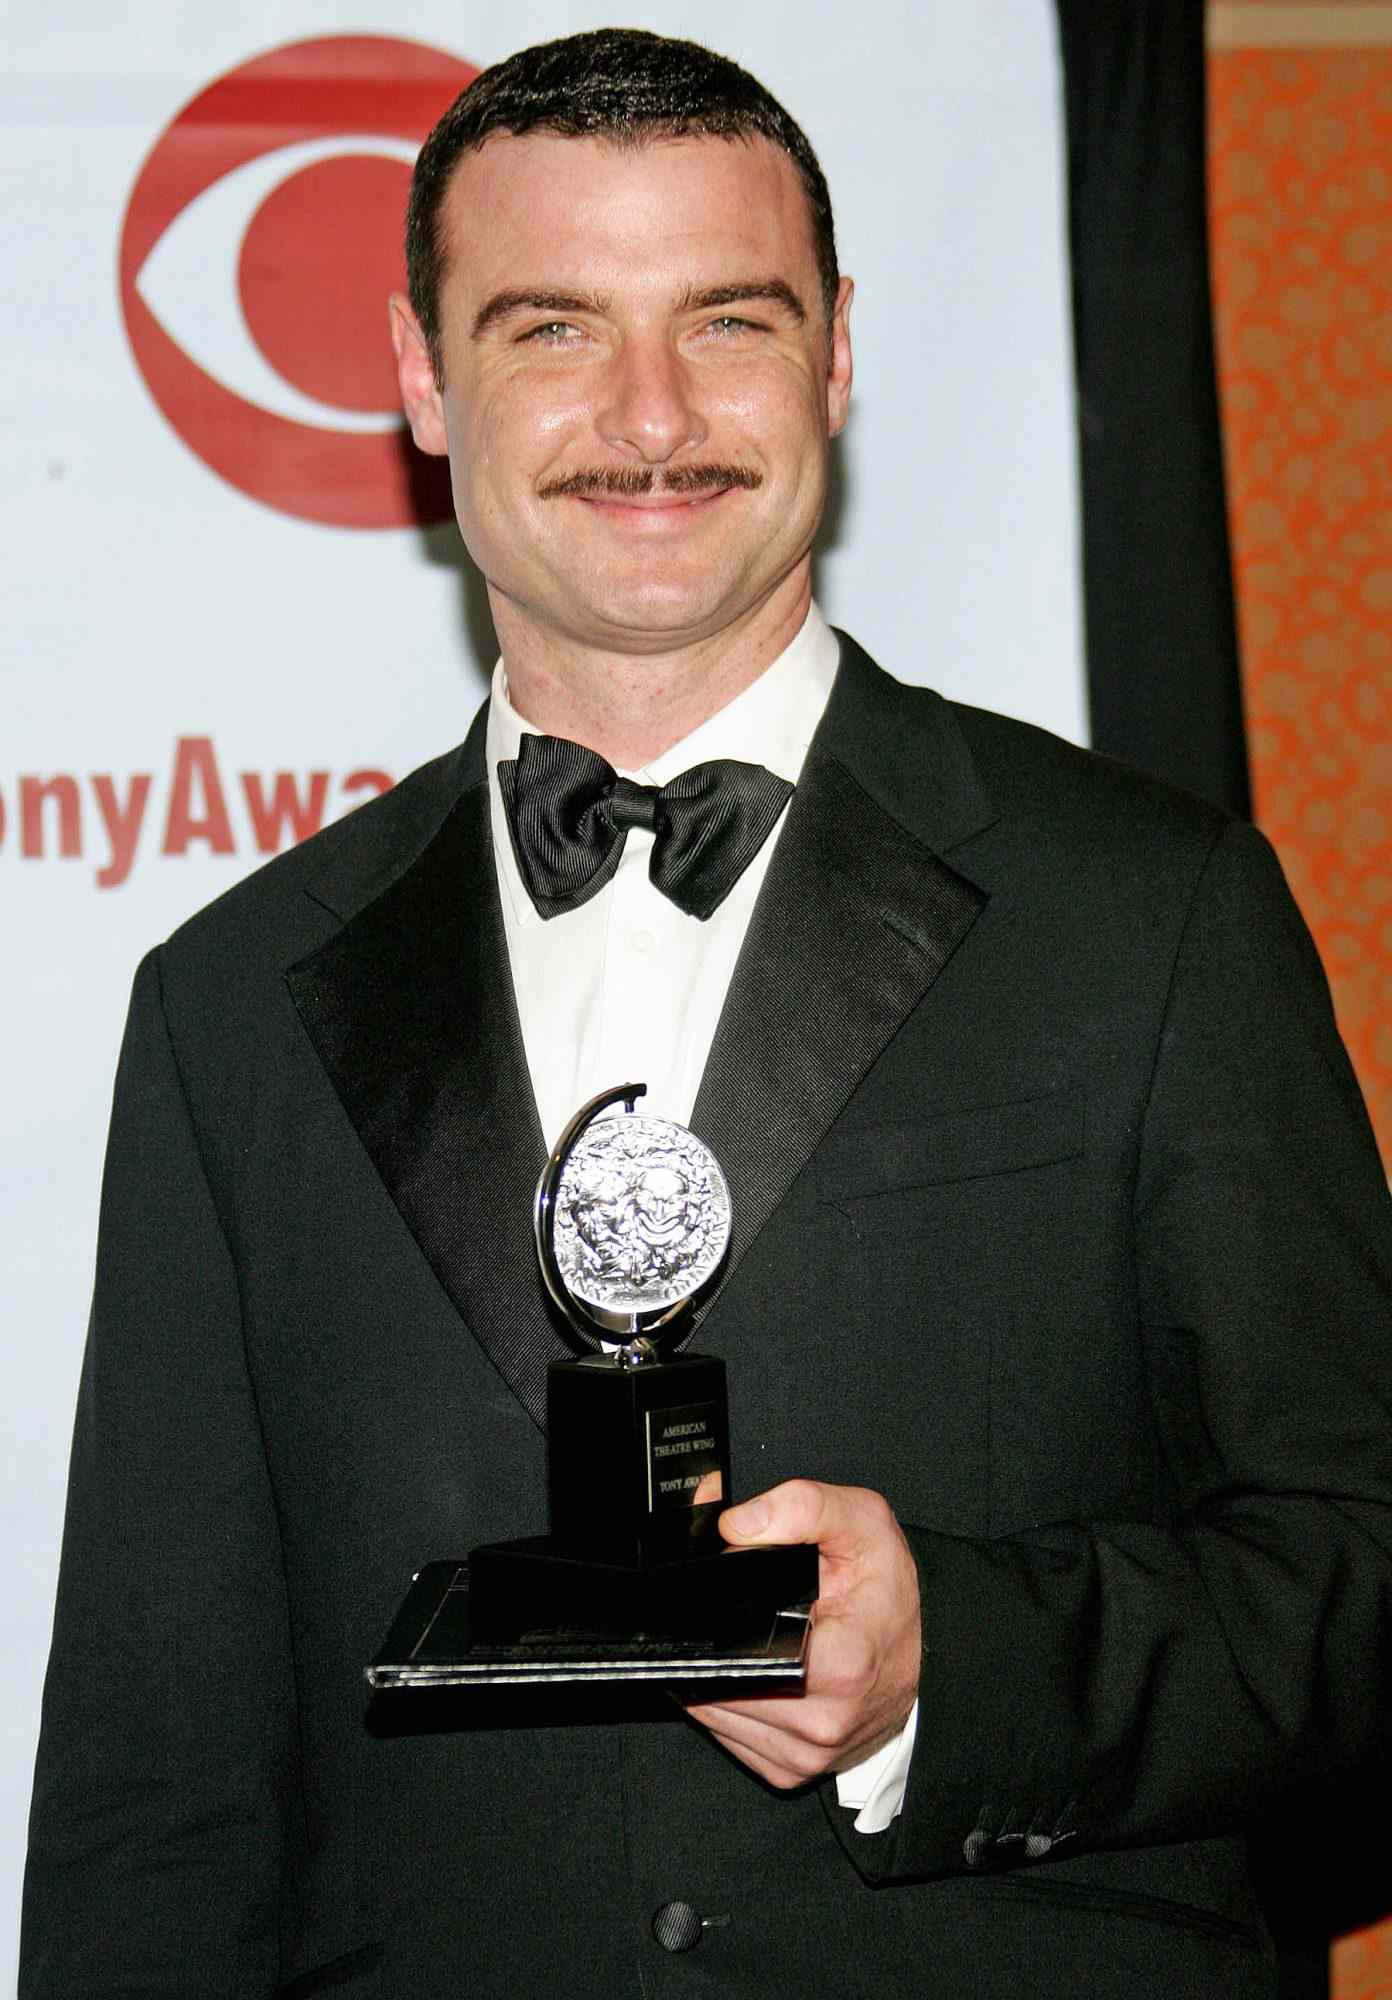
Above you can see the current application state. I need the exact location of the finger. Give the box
[720,1479,890,1561]
[693,1724,813,1791]
[684,1691,810,1739]
[686,1699,851,1786]
[689,1673,912,1782]
[683,1614,867,1745]
[687,1609,873,1731]
[804,1602,878,1698]
[718,1478,829,1549]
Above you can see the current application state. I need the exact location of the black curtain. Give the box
[1055,0,1249,817]
[1054,7,1334,1998]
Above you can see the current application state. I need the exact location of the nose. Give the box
[594,335,707,464]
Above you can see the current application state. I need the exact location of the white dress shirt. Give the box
[486,604,916,1832]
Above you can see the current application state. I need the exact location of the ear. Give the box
[826,275,854,439]
[389,295,448,456]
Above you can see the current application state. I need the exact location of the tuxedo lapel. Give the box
[286,713,567,1431]
[284,637,997,1421]
[690,634,996,1326]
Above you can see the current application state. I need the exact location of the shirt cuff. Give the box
[834,1700,919,1833]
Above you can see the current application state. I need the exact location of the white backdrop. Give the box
[0,1,1080,1976]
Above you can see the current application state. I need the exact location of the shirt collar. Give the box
[487,603,840,927]
[488,601,838,781]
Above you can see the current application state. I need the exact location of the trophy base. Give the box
[366,1558,814,1694]
[467,1533,819,1644]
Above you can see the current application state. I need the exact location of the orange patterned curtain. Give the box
[1209,1,1392,1179]
[1208,4,1392,1990]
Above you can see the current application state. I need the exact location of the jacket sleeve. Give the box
[848,819,1392,1883]
[20,949,296,1996]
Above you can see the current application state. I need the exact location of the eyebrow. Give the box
[675,280,807,323]
[472,288,612,337]
[471,277,808,338]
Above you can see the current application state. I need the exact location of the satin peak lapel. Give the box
[690,637,994,1321]
[286,743,565,1432]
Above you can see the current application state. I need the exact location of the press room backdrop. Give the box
[1,0,1385,1990]
[0,3,1081,1975]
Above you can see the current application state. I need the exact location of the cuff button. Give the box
[652,1902,706,1953]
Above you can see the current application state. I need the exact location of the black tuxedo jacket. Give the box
[22,638,1392,1999]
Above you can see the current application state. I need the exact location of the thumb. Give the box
[719,1478,843,1550]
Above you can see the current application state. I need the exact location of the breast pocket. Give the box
[790,1089,1087,1529]
[814,1086,1085,1206]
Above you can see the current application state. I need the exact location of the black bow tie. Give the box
[497,733,794,922]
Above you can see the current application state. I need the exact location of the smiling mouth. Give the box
[538,464,762,504]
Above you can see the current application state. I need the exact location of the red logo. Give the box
[118,35,477,529]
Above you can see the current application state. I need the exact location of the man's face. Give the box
[394,131,852,658]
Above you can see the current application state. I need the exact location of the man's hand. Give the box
[682,1479,921,1789]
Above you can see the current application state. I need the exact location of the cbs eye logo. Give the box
[118,35,477,530]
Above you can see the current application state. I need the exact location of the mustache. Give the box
[537,464,763,500]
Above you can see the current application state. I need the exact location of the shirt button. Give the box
[631,928,655,954]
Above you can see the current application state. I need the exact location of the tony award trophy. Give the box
[368,1084,817,1693]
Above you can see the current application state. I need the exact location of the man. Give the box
[22,28,1392,1999]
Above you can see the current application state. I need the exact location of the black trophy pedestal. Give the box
[366,1559,814,1693]
[548,1350,731,1567]
[468,1534,818,1643]
[467,1350,818,1645]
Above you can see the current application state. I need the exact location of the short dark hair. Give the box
[405,27,839,381]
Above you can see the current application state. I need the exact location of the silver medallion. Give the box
[552,1112,732,1315]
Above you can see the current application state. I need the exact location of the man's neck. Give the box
[492,578,813,767]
